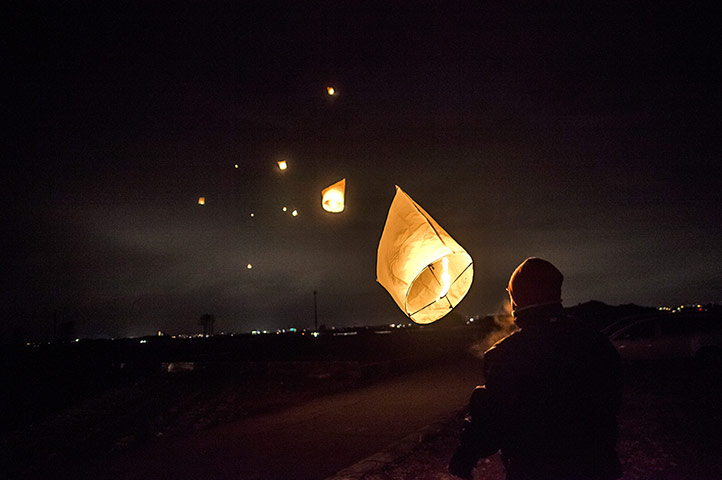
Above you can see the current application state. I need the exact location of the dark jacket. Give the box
[450,304,622,480]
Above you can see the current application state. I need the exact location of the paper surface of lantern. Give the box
[376,186,473,324]
[321,178,346,213]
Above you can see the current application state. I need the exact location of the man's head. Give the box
[507,257,563,314]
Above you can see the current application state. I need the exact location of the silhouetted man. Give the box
[449,257,622,480]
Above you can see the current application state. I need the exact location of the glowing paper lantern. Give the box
[376,186,473,324]
[321,178,346,213]
[197,197,205,205]
[327,86,335,96]
[278,160,288,171]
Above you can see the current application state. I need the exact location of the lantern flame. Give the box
[438,256,451,299]
[322,178,346,213]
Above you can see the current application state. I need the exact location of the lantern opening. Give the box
[405,252,473,321]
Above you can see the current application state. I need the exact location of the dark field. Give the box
[1,323,501,479]
[3,309,721,480]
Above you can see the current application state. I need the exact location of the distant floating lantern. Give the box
[376,186,473,324]
[282,206,288,212]
[321,178,346,213]
[198,197,205,205]
[278,160,288,171]
[291,209,298,216]
[247,263,253,269]
[327,86,335,96]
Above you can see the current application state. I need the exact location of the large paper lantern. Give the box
[321,178,346,213]
[376,186,473,324]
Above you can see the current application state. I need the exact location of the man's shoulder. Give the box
[484,331,524,362]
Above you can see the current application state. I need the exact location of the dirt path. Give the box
[27,358,483,480]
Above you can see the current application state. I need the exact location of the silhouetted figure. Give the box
[449,257,622,480]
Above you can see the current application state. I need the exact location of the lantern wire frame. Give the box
[405,255,474,318]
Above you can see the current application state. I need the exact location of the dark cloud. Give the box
[4,1,720,340]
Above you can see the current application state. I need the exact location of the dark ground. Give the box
[3,318,721,479]
[353,359,722,480]
[1,325,496,479]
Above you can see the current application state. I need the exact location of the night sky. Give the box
[4,1,720,340]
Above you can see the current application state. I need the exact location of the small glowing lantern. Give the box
[327,86,335,96]
[321,178,346,213]
[278,160,288,171]
[247,263,253,269]
[376,186,473,324]
[292,209,298,216]
[198,197,205,205]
